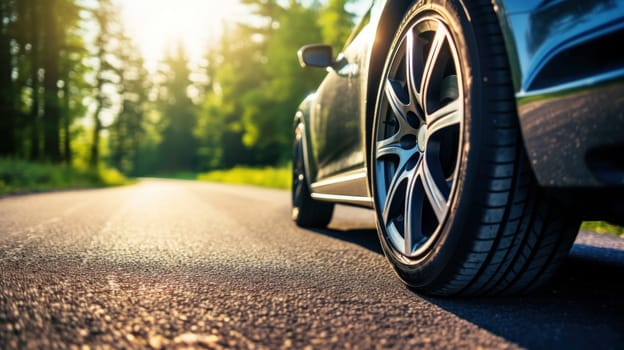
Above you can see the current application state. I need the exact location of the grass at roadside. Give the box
[197,165,291,189]
[581,221,624,237]
[0,158,132,196]
[145,171,198,180]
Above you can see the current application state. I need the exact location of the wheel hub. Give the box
[417,125,427,152]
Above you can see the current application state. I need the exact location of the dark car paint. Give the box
[296,0,624,208]
[495,0,624,188]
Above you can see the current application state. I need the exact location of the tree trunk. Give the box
[91,46,104,169]
[62,68,71,164]
[90,12,107,169]
[42,0,61,162]
[113,112,124,169]
[0,0,16,156]
[28,0,41,160]
[90,104,102,168]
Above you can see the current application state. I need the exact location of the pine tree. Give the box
[158,43,198,171]
[111,32,149,174]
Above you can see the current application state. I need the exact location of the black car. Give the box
[291,0,624,296]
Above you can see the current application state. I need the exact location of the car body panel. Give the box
[311,45,365,180]
[495,0,624,187]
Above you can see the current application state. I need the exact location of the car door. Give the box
[310,7,372,182]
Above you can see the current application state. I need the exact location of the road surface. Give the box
[1,179,623,349]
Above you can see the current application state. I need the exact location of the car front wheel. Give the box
[371,0,580,295]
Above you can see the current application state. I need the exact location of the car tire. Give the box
[292,123,334,228]
[370,0,580,295]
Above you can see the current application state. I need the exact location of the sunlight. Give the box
[119,0,244,69]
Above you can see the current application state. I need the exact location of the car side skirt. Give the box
[310,168,374,208]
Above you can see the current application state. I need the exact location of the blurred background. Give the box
[0,0,366,191]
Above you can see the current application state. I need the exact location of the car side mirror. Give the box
[298,44,334,69]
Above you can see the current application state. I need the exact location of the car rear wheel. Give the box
[292,123,334,228]
[371,0,580,295]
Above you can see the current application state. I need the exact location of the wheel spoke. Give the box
[420,28,447,111]
[376,139,415,168]
[403,168,425,255]
[426,98,461,139]
[381,160,416,224]
[405,28,421,108]
[384,78,409,120]
[376,138,403,158]
[418,157,448,222]
[381,169,405,224]
[384,78,419,135]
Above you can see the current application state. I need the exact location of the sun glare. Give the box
[119,0,244,69]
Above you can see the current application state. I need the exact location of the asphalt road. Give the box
[1,179,623,349]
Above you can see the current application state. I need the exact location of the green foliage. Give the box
[197,165,291,189]
[196,0,344,170]
[109,30,150,175]
[195,93,226,170]
[318,0,355,53]
[257,2,327,163]
[0,158,130,195]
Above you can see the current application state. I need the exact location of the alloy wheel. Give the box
[374,16,463,258]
